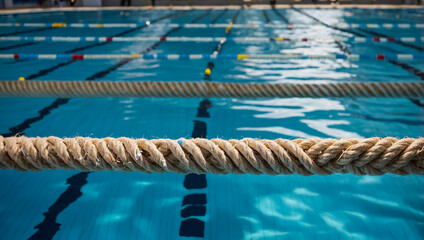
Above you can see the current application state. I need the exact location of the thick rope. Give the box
[1,81,423,99]
[0,136,423,175]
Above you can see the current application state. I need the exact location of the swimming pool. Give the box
[0,7,423,239]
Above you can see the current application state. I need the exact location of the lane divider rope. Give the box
[0,22,423,29]
[1,80,423,98]
[0,136,422,175]
[2,53,423,61]
[1,36,423,43]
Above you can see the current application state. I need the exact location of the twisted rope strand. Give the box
[1,136,423,175]
[1,81,424,98]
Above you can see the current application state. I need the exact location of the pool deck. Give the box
[0,4,422,15]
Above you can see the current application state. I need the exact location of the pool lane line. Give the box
[8,11,180,77]
[0,98,71,137]
[263,10,271,23]
[0,26,56,37]
[293,7,424,107]
[293,8,351,56]
[25,61,76,80]
[270,7,296,33]
[211,9,228,24]
[292,8,424,52]
[64,11,181,54]
[211,11,240,71]
[0,28,54,52]
[2,11,180,59]
[5,53,424,61]
[388,61,424,81]
[357,27,424,52]
[291,8,366,37]
[272,8,289,24]
[179,9,240,238]
[0,10,153,52]
[27,172,89,240]
[335,40,351,54]
[0,42,37,51]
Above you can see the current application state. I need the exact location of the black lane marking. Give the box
[0,42,37,51]
[212,9,228,24]
[191,120,207,139]
[334,40,351,54]
[1,98,70,137]
[179,219,205,238]
[179,10,240,238]
[184,173,207,189]
[27,61,76,80]
[388,60,424,107]
[27,172,89,240]
[181,206,207,218]
[388,60,424,80]
[263,10,270,23]
[272,8,289,24]
[293,7,424,107]
[196,99,212,118]
[409,99,424,107]
[0,27,55,37]
[179,119,208,238]
[292,8,366,37]
[182,194,207,206]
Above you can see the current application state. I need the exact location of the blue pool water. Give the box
[0,7,423,239]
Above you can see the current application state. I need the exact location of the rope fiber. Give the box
[1,81,423,99]
[0,136,423,175]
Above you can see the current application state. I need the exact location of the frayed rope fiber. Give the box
[1,136,423,175]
